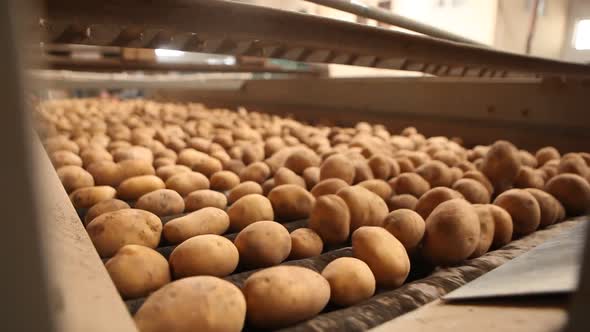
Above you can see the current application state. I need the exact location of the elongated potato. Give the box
[84,198,130,225]
[239,161,271,183]
[184,189,227,212]
[308,194,351,245]
[386,194,418,211]
[389,173,430,198]
[227,181,263,204]
[118,159,155,181]
[536,146,560,166]
[311,178,349,197]
[383,209,425,253]
[302,166,320,189]
[165,171,209,196]
[86,209,162,257]
[289,228,323,259]
[105,245,170,299]
[415,187,464,220]
[481,140,521,193]
[117,175,165,200]
[545,173,590,216]
[416,160,453,187]
[268,184,315,221]
[163,207,229,244]
[352,226,410,288]
[136,189,184,217]
[357,179,393,200]
[227,194,274,231]
[169,234,238,278]
[368,154,392,180]
[80,147,113,166]
[452,178,491,204]
[57,165,95,193]
[284,147,321,174]
[488,204,513,249]
[494,189,540,236]
[274,167,306,188]
[210,170,240,191]
[320,153,355,184]
[234,221,291,268]
[50,150,83,168]
[134,276,246,332]
[558,153,588,177]
[69,185,117,209]
[469,204,495,258]
[243,266,330,329]
[514,166,544,189]
[337,186,388,231]
[322,257,375,306]
[113,145,153,164]
[422,199,480,266]
[87,160,123,187]
[155,164,191,181]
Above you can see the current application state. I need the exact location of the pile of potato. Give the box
[36,98,590,332]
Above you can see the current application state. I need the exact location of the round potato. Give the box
[134,276,246,332]
[422,199,480,266]
[536,146,560,166]
[113,146,153,164]
[545,173,590,216]
[302,166,320,189]
[86,209,162,257]
[452,178,491,204]
[165,171,209,197]
[396,157,415,173]
[481,140,521,193]
[357,179,393,200]
[274,167,306,188]
[525,188,564,227]
[84,198,130,226]
[368,154,392,180]
[311,178,349,197]
[210,170,240,191]
[227,181,263,204]
[105,245,170,299]
[415,187,464,219]
[337,186,388,231]
[163,207,229,244]
[352,226,410,288]
[234,221,291,268]
[86,160,123,187]
[57,165,95,193]
[136,189,184,217]
[320,153,355,184]
[117,175,165,200]
[243,266,330,329]
[156,164,191,181]
[268,184,315,221]
[558,153,589,177]
[223,159,246,175]
[69,185,117,209]
[284,147,321,174]
[322,257,375,306]
[469,204,495,258]
[289,228,324,259]
[494,189,541,236]
[262,178,276,195]
[386,194,418,211]
[383,209,425,253]
[488,204,513,249]
[239,161,271,183]
[184,189,227,212]
[514,166,544,189]
[389,173,430,198]
[169,234,238,278]
[416,160,453,187]
[227,194,274,232]
[308,194,351,245]
[80,147,113,166]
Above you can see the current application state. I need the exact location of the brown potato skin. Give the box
[415,187,464,219]
[289,228,324,259]
[57,165,95,193]
[320,153,355,184]
[239,161,271,184]
[308,194,351,245]
[165,172,210,197]
[134,276,246,332]
[284,147,321,174]
[86,160,123,187]
[86,209,162,258]
[494,189,541,236]
[481,140,521,193]
[136,189,185,217]
[416,160,453,187]
[184,189,227,212]
[302,166,320,189]
[388,173,430,198]
[558,154,589,178]
[234,221,291,268]
[105,245,170,299]
[274,167,306,188]
[169,234,238,278]
[69,185,117,209]
[536,146,560,166]
[462,170,494,195]
[514,166,545,189]
[243,266,330,329]
[227,194,274,232]
[422,199,480,266]
[84,198,130,225]
[368,154,392,180]
[386,194,418,212]
[209,170,240,191]
[50,150,83,168]
[322,257,375,307]
[383,209,425,253]
[156,164,191,181]
[117,175,166,200]
[452,178,491,204]
[352,226,410,288]
[164,207,230,244]
[337,186,389,231]
[357,179,393,200]
[545,173,590,216]
[525,188,563,227]
[488,204,513,249]
[268,184,315,221]
[469,204,495,258]
[311,178,349,197]
[117,159,156,181]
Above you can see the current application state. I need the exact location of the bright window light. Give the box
[155,49,185,57]
[574,19,590,50]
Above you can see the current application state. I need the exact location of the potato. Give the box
[493,189,541,236]
[284,147,321,174]
[163,207,229,244]
[319,153,355,184]
[488,204,513,248]
[462,170,494,194]
[289,228,323,259]
[117,175,165,200]
[69,185,117,209]
[264,136,286,157]
[274,167,306,188]
[227,194,274,231]
[86,209,162,257]
[169,234,238,278]
[396,157,415,173]
[352,226,410,288]
[481,140,521,193]
[449,166,464,185]
[321,257,375,306]
[469,204,495,258]
[156,164,191,181]
[302,166,320,189]
[50,150,83,168]
[368,154,392,180]
[243,266,330,329]
[80,147,113,166]
[86,160,123,186]
[386,194,418,211]
[57,165,95,193]
[44,138,79,154]
[118,159,156,180]
[357,179,392,200]
[536,146,560,166]
[422,199,480,266]
[514,166,544,189]
[558,153,589,177]
[165,171,209,196]
[416,160,453,187]
[136,189,184,217]
[415,187,464,219]
[452,178,491,204]
[524,188,563,227]
[239,161,270,183]
[153,157,175,168]
[241,144,265,165]
[227,181,263,204]
[105,245,170,299]
[134,276,246,332]
[433,150,460,167]
[456,161,476,172]
[184,189,227,212]
[310,178,349,197]
[268,184,315,221]
[234,221,291,268]
[545,174,590,216]
[337,186,388,231]
[113,146,153,164]
[223,158,246,175]
[308,194,351,245]
[383,209,425,253]
[389,173,430,198]
[352,160,374,184]
[84,198,130,225]
[191,154,222,177]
